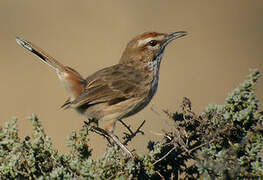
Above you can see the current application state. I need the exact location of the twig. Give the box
[118,119,134,135]
[119,119,145,145]
[186,139,215,155]
[149,130,173,141]
[84,121,113,145]
[90,126,113,145]
[19,152,32,178]
[156,171,165,180]
[153,139,215,165]
[16,169,30,178]
[153,146,176,165]
[84,121,134,157]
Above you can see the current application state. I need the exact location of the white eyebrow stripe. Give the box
[137,35,165,47]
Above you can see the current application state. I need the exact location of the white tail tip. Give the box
[16,37,33,51]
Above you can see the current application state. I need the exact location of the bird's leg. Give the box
[84,118,98,127]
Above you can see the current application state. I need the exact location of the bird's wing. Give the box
[61,64,143,109]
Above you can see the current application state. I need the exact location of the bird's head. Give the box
[119,31,187,67]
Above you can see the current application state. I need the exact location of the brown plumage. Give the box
[16,31,187,156]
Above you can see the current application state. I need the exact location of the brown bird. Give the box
[16,31,187,156]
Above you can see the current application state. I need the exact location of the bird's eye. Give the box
[149,40,157,47]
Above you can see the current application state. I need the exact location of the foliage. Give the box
[0,69,262,179]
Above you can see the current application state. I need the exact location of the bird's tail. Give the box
[16,37,86,100]
[16,37,65,71]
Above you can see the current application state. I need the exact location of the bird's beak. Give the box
[163,31,187,46]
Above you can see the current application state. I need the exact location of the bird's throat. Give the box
[146,53,163,96]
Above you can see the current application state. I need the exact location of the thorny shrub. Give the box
[0,69,262,179]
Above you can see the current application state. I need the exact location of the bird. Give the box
[16,31,187,156]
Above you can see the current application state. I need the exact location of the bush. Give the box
[0,69,262,179]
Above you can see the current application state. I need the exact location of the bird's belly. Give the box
[75,97,145,122]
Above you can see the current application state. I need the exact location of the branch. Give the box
[119,119,145,145]
[153,139,215,165]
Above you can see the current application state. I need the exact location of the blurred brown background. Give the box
[0,1,262,157]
